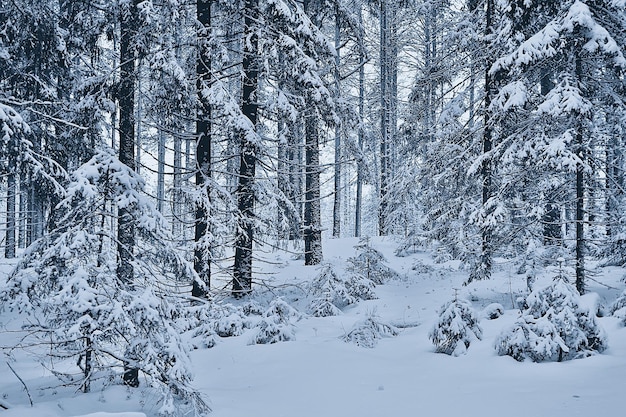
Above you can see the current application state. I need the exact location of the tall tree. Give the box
[233,0,259,296]
[302,0,324,265]
[333,3,342,238]
[487,0,626,292]
[117,0,139,387]
[194,0,213,298]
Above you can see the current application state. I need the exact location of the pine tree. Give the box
[232,0,259,296]
[194,0,213,298]
[1,149,209,414]
[487,0,626,292]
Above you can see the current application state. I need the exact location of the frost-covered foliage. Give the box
[483,303,504,320]
[342,315,399,348]
[610,290,626,324]
[189,302,255,346]
[0,101,65,191]
[495,278,607,362]
[0,149,208,416]
[395,232,425,257]
[429,297,483,356]
[347,238,399,285]
[308,263,376,317]
[251,298,301,344]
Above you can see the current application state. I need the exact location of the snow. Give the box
[2,237,626,417]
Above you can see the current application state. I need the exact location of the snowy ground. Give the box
[1,237,625,417]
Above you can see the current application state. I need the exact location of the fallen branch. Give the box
[6,362,33,407]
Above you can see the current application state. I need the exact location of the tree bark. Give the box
[118,0,139,388]
[332,5,341,238]
[194,0,212,298]
[378,0,397,236]
[355,6,364,238]
[469,0,495,283]
[302,0,323,265]
[574,49,585,294]
[233,0,258,296]
[4,173,16,259]
[379,0,389,236]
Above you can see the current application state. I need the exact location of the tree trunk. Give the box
[194,0,212,298]
[332,5,341,238]
[540,67,561,245]
[574,50,585,294]
[233,0,258,296]
[378,0,397,236]
[118,0,139,388]
[157,129,165,213]
[379,0,389,236]
[4,173,16,259]
[470,0,495,283]
[355,6,364,238]
[302,0,323,265]
[172,134,182,237]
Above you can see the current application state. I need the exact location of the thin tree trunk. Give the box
[136,67,142,175]
[233,0,258,296]
[173,134,182,237]
[355,6,364,238]
[4,173,16,259]
[379,0,389,236]
[194,0,212,298]
[574,49,585,294]
[157,129,165,213]
[332,5,341,238]
[18,178,25,249]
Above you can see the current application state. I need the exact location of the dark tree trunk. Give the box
[379,0,389,236]
[304,110,323,265]
[4,173,16,259]
[302,0,323,265]
[233,0,258,296]
[118,0,139,388]
[355,6,365,238]
[193,0,212,298]
[574,50,585,294]
[540,67,561,245]
[470,0,495,283]
[378,0,397,236]
[157,129,165,213]
[332,5,341,238]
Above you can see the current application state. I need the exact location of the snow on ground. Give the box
[1,237,625,417]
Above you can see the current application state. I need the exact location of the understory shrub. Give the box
[251,298,300,344]
[429,297,483,356]
[495,278,607,362]
[342,314,399,348]
[308,264,377,317]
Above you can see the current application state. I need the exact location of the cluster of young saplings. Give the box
[192,239,403,349]
[429,276,614,362]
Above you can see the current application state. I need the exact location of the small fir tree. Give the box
[495,277,607,362]
[251,298,300,344]
[0,149,208,415]
[609,290,626,324]
[429,295,483,356]
[342,312,399,348]
[347,237,399,284]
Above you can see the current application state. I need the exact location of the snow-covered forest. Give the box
[1,0,626,416]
